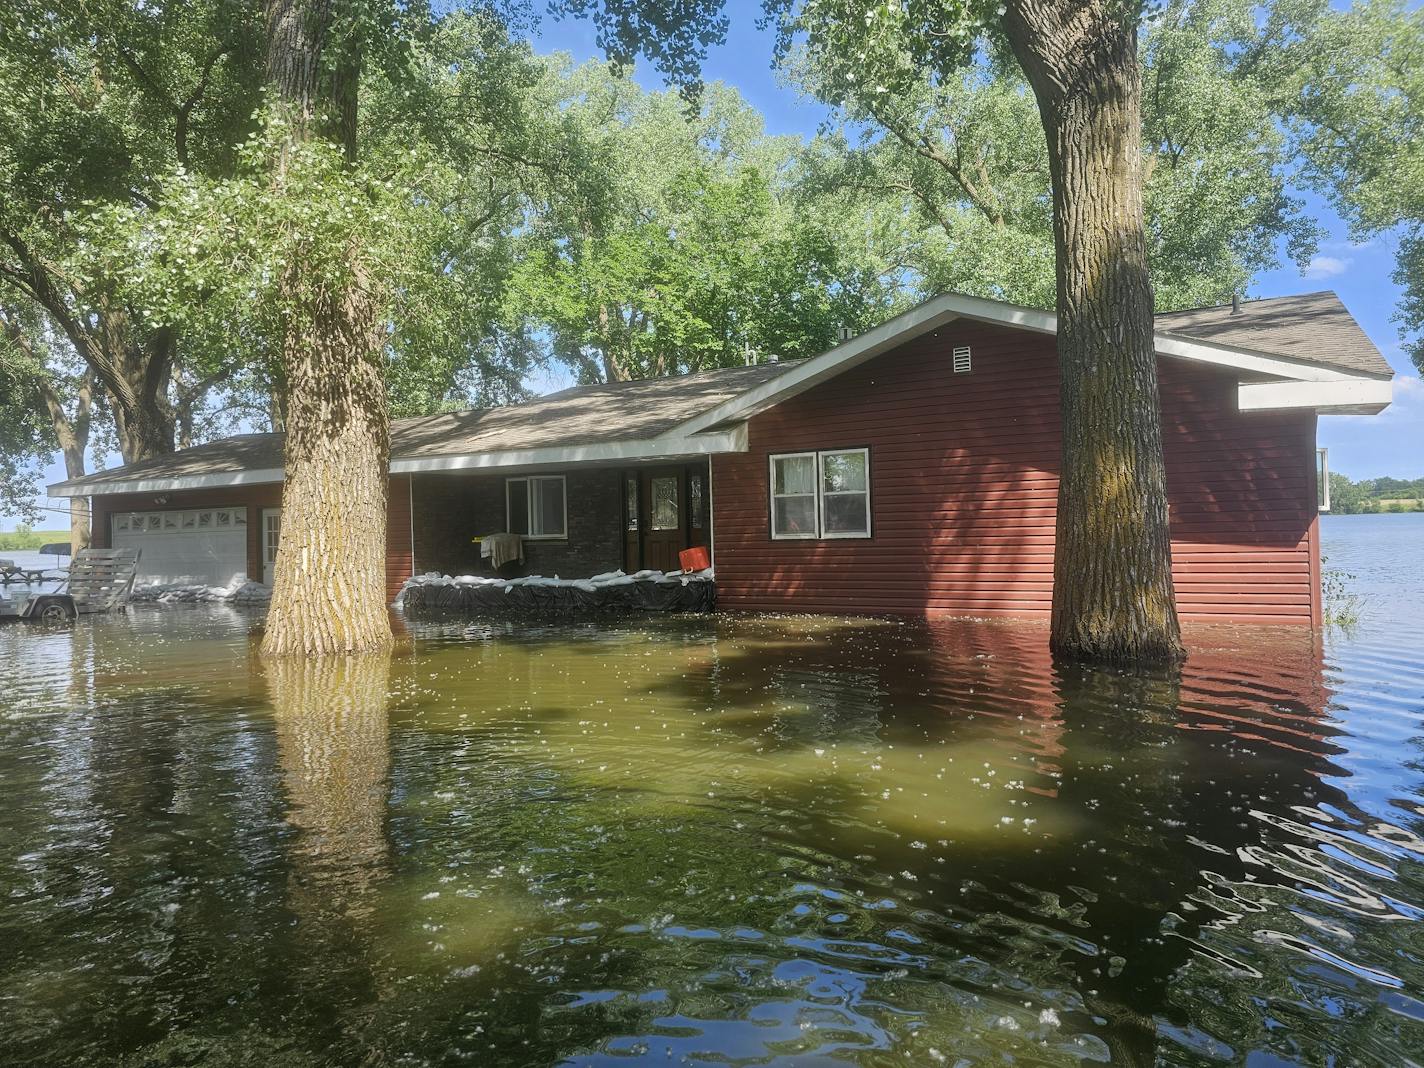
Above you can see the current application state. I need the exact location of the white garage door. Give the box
[112,507,248,587]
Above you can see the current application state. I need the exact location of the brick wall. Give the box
[411,469,624,579]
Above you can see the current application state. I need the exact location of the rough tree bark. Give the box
[259,0,393,657]
[37,372,94,552]
[105,314,178,463]
[1001,0,1185,666]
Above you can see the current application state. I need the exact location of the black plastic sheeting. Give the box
[400,578,715,618]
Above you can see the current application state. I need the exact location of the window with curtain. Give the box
[769,453,818,539]
[769,448,871,539]
[819,449,870,537]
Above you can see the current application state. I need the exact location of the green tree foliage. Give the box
[0,305,55,522]
[80,16,652,409]
[0,0,263,461]
[1253,0,1424,371]
[786,0,1318,313]
[1328,471,1424,513]
[507,67,906,382]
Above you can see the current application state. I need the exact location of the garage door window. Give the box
[112,507,250,587]
[114,509,248,534]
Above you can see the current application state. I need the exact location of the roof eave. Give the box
[48,427,750,497]
[48,467,287,498]
[1237,378,1394,415]
[666,293,1389,439]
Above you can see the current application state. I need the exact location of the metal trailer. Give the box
[0,547,141,624]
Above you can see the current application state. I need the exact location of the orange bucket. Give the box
[678,546,711,572]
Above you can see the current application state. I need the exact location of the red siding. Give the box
[712,321,1321,625]
[385,475,414,602]
[92,476,416,603]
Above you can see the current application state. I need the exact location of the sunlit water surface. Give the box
[1,519,1422,1066]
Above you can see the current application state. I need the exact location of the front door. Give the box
[641,468,683,572]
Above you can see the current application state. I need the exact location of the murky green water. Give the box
[3,541,1423,1065]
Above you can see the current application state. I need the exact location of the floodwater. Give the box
[0,520,1421,1066]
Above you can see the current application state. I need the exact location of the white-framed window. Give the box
[770,452,818,539]
[819,448,871,537]
[506,475,567,539]
[1317,447,1330,512]
[770,448,872,540]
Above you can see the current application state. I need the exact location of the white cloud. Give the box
[1302,255,1351,279]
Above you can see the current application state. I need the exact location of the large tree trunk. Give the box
[38,373,94,553]
[1002,0,1184,666]
[259,0,393,657]
[105,314,178,463]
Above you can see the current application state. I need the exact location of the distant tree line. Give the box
[1328,473,1424,513]
[0,523,66,552]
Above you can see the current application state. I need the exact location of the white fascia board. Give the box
[668,292,1376,440]
[48,467,286,498]
[389,426,748,474]
[1238,378,1394,414]
[1153,332,1360,383]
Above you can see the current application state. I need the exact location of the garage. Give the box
[111,507,249,587]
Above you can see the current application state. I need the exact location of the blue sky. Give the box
[4,3,1419,530]
[532,2,1424,483]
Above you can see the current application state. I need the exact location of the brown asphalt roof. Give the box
[56,361,801,491]
[52,291,1391,494]
[391,360,798,459]
[1154,291,1394,378]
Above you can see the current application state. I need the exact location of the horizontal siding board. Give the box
[712,320,1319,625]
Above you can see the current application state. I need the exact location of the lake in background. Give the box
[1321,511,1424,626]
[1,515,1421,1065]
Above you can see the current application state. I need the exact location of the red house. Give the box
[51,291,1394,626]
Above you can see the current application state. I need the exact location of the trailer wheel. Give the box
[28,596,78,624]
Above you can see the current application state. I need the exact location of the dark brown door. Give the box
[641,468,683,572]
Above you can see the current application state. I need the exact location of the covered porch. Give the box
[408,458,712,581]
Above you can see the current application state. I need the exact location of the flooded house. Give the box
[48,291,1393,625]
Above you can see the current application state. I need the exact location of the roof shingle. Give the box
[52,290,1392,495]
[1154,291,1393,378]
[57,361,799,491]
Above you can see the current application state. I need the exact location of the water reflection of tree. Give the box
[270,654,392,903]
[268,653,393,1056]
[930,631,1354,1066]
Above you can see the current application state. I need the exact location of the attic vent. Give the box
[952,345,972,374]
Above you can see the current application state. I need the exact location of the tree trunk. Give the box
[25,336,94,553]
[259,262,392,656]
[105,315,178,463]
[51,377,93,553]
[1,233,177,463]
[1002,0,1184,666]
[259,0,393,657]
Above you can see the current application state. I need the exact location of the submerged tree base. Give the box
[1049,619,1188,668]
